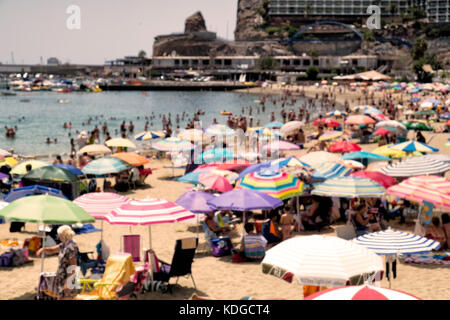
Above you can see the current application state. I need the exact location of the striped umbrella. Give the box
[151,137,194,152]
[318,131,343,141]
[305,285,420,300]
[386,175,450,209]
[104,198,194,249]
[313,118,341,128]
[350,171,396,189]
[329,141,362,153]
[262,236,384,287]
[270,156,311,169]
[326,110,347,117]
[345,115,376,125]
[408,154,450,163]
[81,157,131,175]
[280,121,304,134]
[380,158,450,177]
[134,131,165,141]
[73,192,131,220]
[235,170,304,200]
[389,141,438,153]
[299,152,342,168]
[312,177,385,198]
[354,228,441,255]
[313,162,352,180]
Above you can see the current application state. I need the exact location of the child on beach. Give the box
[280,206,294,240]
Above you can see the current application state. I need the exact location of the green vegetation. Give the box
[412,38,428,60]
[138,50,147,59]
[308,49,319,58]
[258,56,279,70]
[306,66,319,80]
[332,68,341,75]
[363,30,375,42]
[410,38,443,83]
[265,26,280,36]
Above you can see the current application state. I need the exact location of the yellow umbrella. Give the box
[78,144,112,155]
[319,131,343,141]
[105,138,136,149]
[11,160,49,175]
[372,144,406,158]
[0,157,18,167]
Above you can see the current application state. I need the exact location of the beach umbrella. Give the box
[312,176,385,198]
[104,198,194,249]
[261,236,384,287]
[329,141,362,153]
[345,115,376,125]
[440,113,450,120]
[305,285,420,300]
[313,118,341,128]
[134,131,165,141]
[209,169,240,184]
[403,121,433,131]
[299,152,342,168]
[326,110,347,117]
[380,158,450,177]
[386,175,450,210]
[371,128,391,136]
[409,154,450,163]
[372,144,408,159]
[10,160,49,175]
[270,156,310,169]
[207,189,283,211]
[318,131,343,141]
[53,164,84,176]
[78,144,112,156]
[389,140,438,153]
[236,162,273,181]
[205,124,236,136]
[197,173,234,193]
[236,170,304,200]
[363,106,382,115]
[414,110,436,117]
[215,160,252,171]
[194,148,237,164]
[342,152,391,168]
[4,185,67,203]
[178,129,207,142]
[262,140,300,152]
[0,157,18,167]
[110,152,150,167]
[175,191,216,214]
[105,138,136,149]
[81,157,131,175]
[264,122,284,129]
[151,137,194,152]
[370,113,390,122]
[351,105,373,112]
[350,171,396,189]
[24,165,79,183]
[375,120,407,133]
[312,162,352,180]
[178,171,208,184]
[341,160,365,170]
[280,121,304,134]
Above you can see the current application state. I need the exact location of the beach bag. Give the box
[27,236,42,254]
[211,237,232,257]
[0,251,14,267]
[11,249,27,267]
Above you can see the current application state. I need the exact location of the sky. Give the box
[0,0,238,65]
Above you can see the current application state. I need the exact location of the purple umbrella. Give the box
[207,189,283,212]
[175,191,216,214]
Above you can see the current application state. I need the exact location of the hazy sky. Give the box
[0,0,238,65]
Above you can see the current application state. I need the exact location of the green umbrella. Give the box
[414,110,436,117]
[403,122,433,131]
[24,166,79,183]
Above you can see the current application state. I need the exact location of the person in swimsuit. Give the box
[280,205,294,240]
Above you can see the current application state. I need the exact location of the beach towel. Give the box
[123,235,140,262]
[399,252,450,265]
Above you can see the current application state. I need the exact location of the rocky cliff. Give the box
[234,0,268,41]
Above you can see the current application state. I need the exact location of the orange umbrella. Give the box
[110,152,150,166]
[345,115,376,125]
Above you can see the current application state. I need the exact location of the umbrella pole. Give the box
[100,220,103,242]
[40,224,46,274]
[148,225,152,250]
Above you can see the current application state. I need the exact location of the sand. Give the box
[1,88,450,300]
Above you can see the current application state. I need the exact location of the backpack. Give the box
[10,222,25,233]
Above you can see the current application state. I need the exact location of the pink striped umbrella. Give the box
[73,192,131,220]
[105,198,195,248]
[305,285,420,300]
[263,140,300,152]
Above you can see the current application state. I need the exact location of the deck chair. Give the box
[77,241,108,277]
[75,253,136,300]
[152,237,199,293]
[123,235,140,262]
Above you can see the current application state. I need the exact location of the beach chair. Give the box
[77,241,107,277]
[123,235,140,262]
[75,253,137,300]
[152,237,199,293]
[127,171,136,190]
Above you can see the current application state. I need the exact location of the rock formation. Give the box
[185,11,207,33]
[234,0,268,41]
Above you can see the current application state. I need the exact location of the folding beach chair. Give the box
[123,235,140,262]
[152,237,199,293]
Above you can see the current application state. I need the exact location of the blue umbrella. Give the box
[178,171,208,184]
[194,148,237,164]
[4,185,67,203]
[440,113,450,120]
[264,122,284,129]
[175,191,216,214]
[54,164,83,176]
[342,152,391,162]
[207,189,283,211]
[312,162,352,180]
[81,157,131,175]
[237,162,272,181]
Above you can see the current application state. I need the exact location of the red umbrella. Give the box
[345,115,376,125]
[372,128,392,136]
[198,173,234,193]
[350,171,396,188]
[313,118,341,128]
[329,141,362,153]
[215,160,253,171]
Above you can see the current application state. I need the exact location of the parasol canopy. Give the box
[24,166,79,183]
[151,137,194,152]
[110,152,150,167]
[345,115,376,125]
[313,118,341,128]
[312,176,385,198]
[175,191,216,214]
[207,189,283,211]
[380,157,450,177]
[78,144,112,156]
[81,157,131,175]
[329,141,362,153]
[105,138,136,149]
[73,192,131,220]
[10,160,50,175]
[305,285,420,300]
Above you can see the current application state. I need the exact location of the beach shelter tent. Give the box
[21,166,81,200]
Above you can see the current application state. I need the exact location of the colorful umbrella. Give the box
[318,131,343,141]
[54,164,84,176]
[0,157,18,167]
[24,165,79,183]
[305,285,420,300]
[261,236,384,287]
[197,173,234,193]
[341,160,365,170]
[215,160,253,171]
[263,140,300,152]
[342,151,390,163]
[345,115,376,125]
[350,171,396,188]
[313,162,353,180]
[270,156,311,169]
[372,144,408,158]
[78,144,112,156]
[326,110,347,117]
[207,189,283,211]
[375,120,407,133]
[194,148,237,164]
[264,122,284,129]
[312,176,385,198]
[73,192,131,220]
[134,131,165,141]
[81,157,131,175]
[313,118,341,128]
[329,141,362,153]
[371,128,391,136]
[280,121,304,134]
[4,185,67,203]
[10,160,49,175]
[151,137,194,152]
[389,141,438,153]
[380,158,450,177]
[403,121,433,131]
[105,138,136,149]
[236,170,304,200]
[110,152,150,167]
[175,191,216,214]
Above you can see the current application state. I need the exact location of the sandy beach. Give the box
[1,122,449,300]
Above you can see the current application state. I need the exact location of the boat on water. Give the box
[0,91,17,96]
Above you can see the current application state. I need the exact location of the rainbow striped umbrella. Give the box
[235,170,304,200]
[73,192,131,220]
[386,175,450,210]
[134,131,165,141]
[318,130,343,141]
[312,177,385,198]
[151,137,194,152]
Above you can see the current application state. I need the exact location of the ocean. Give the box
[0,90,321,157]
